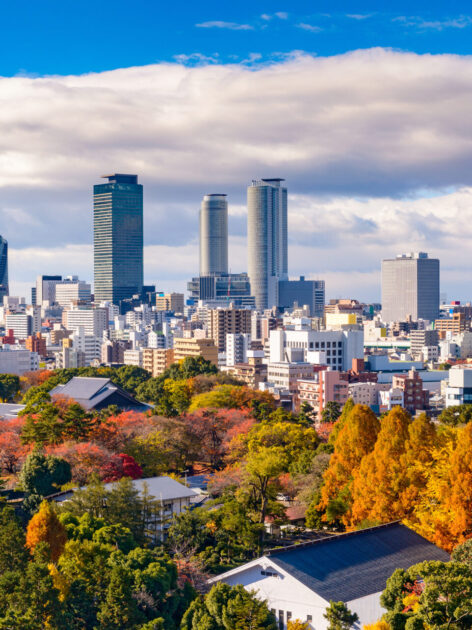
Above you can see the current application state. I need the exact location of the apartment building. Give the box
[173,337,218,366]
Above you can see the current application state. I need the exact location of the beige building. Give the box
[222,351,267,388]
[156,293,184,313]
[208,307,252,352]
[173,337,218,366]
[142,348,175,377]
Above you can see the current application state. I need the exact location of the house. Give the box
[209,522,449,630]
[54,475,199,541]
[49,376,150,412]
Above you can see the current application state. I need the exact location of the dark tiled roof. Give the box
[267,522,449,602]
[50,376,150,411]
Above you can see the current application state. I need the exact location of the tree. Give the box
[452,538,472,568]
[321,401,342,424]
[319,404,380,526]
[0,506,29,572]
[381,560,472,630]
[96,564,145,629]
[362,622,391,630]
[48,441,126,485]
[26,500,68,563]
[0,373,20,402]
[180,582,277,630]
[324,601,359,630]
[20,450,71,497]
[287,621,311,630]
[438,404,472,426]
[349,407,411,527]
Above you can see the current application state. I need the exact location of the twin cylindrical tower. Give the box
[199,194,228,276]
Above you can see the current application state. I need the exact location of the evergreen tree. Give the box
[324,601,359,630]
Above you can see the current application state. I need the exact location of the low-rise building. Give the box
[392,368,429,413]
[0,345,39,374]
[268,362,314,393]
[173,337,218,366]
[142,348,175,377]
[210,522,449,630]
[446,365,472,407]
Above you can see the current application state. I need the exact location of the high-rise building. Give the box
[199,194,228,276]
[208,306,252,352]
[156,292,184,313]
[381,253,440,323]
[278,277,325,317]
[55,276,92,306]
[93,174,143,304]
[35,275,62,306]
[187,272,255,308]
[0,237,8,299]
[247,178,288,310]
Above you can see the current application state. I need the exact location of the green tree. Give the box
[20,450,71,499]
[96,564,144,629]
[0,506,29,573]
[321,401,342,424]
[324,601,359,630]
[0,374,20,402]
[438,404,472,426]
[180,582,277,630]
[381,561,472,630]
[452,539,472,568]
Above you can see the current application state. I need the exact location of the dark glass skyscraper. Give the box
[93,174,143,304]
[0,236,9,299]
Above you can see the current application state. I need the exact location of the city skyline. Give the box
[3,4,472,301]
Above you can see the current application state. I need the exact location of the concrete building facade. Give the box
[381,252,440,323]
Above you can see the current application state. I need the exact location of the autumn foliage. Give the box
[26,500,67,563]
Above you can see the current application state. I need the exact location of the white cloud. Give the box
[297,23,322,33]
[2,49,472,300]
[394,15,472,30]
[195,21,253,31]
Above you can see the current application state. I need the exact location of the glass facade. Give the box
[0,236,8,299]
[199,194,228,276]
[93,174,143,304]
[247,179,287,310]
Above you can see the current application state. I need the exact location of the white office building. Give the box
[64,308,108,338]
[381,252,439,322]
[445,366,472,407]
[269,328,364,372]
[226,333,250,367]
[0,346,39,374]
[55,276,91,306]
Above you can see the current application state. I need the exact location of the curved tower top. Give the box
[199,194,228,276]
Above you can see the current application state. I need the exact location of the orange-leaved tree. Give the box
[26,500,67,563]
[319,404,380,526]
[349,407,411,528]
[398,413,437,516]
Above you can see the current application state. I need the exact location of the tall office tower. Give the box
[278,276,326,317]
[36,275,62,306]
[247,178,288,310]
[381,252,440,323]
[0,236,8,299]
[199,194,228,276]
[94,174,143,304]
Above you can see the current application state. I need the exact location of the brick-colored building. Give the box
[173,337,218,366]
[25,333,47,358]
[392,368,429,413]
[142,348,175,377]
[208,307,252,352]
[222,352,267,388]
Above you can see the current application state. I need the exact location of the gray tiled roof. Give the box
[49,376,149,411]
[104,476,199,501]
[0,403,26,419]
[267,522,449,602]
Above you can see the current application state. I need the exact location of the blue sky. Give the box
[3,1,472,76]
[2,1,472,301]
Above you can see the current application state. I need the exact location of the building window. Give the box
[307,615,313,622]
[287,611,292,620]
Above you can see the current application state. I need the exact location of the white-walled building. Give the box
[226,333,250,366]
[5,313,32,339]
[446,366,472,407]
[123,349,143,368]
[210,523,449,630]
[64,308,108,338]
[55,276,91,306]
[267,362,314,393]
[0,346,39,374]
[269,329,364,371]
